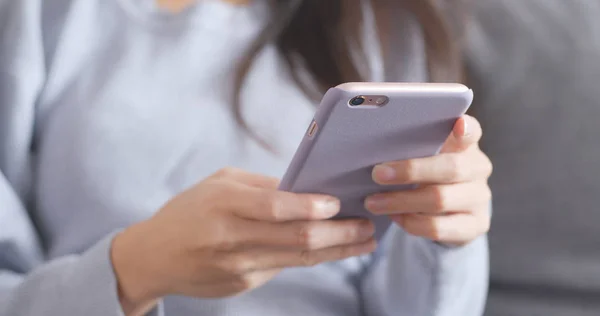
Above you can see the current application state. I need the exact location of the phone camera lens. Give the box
[350,96,365,106]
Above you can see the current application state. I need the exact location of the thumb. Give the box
[441,115,482,153]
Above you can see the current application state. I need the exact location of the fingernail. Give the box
[372,165,396,183]
[364,196,387,212]
[360,221,375,238]
[314,197,340,217]
[462,118,470,137]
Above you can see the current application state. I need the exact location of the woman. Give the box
[0,0,492,315]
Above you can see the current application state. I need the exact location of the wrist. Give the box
[111,221,164,315]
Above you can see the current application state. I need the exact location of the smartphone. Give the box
[279,82,473,240]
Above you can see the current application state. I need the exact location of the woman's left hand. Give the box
[365,115,493,246]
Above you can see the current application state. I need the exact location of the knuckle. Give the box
[230,275,254,292]
[474,121,484,139]
[299,250,318,267]
[216,257,238,276]
[402,160,418,183]
[444,155,463,182]
[483,157,494,178]
[225,255,253,275]
[482,185,493,202]
[296,224,319,249]
[214,167,239,178]
[207,179,238,201]
[303,196,321,219]
[211,224,238,251]
[262,191,284,221]
[344,224,360,243]
[430,186,450,212]
[342,220,371,243]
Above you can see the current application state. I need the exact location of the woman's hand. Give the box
[365,115,493,246]
[111,168,376,314]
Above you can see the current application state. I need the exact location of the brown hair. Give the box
[232,0,464,148]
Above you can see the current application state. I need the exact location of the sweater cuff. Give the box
[64,233,164,316]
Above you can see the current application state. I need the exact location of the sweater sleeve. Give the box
[0,1,162,315]
[359,226,489,316]
[0,224,164,316]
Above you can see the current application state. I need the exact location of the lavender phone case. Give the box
[279,83,473,240]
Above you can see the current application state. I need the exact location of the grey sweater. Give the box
[466,1,600,315]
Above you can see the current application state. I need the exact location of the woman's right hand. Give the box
[111,168,376,314]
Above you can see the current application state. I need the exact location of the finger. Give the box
[228,186,341,222]
[239,218,375,250]
[365,181,492,215]
[441,115,483,153]
[372,150,492,185]
[234,238,377,271]
[391,210,490,245]
[211,167,280,189]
